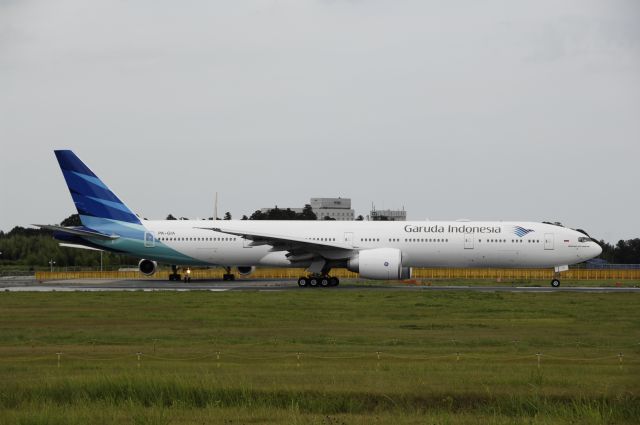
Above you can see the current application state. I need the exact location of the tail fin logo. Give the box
[54,150,141,225]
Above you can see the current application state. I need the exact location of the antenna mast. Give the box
[213,192,218,221]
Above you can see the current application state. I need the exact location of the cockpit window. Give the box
[578,237,591,243]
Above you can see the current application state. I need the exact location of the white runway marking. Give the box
[2,286,229,292]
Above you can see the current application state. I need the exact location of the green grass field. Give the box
[0,289,638,424]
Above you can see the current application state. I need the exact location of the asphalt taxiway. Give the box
[0,277,638,293]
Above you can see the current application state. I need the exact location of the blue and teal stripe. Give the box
[55,150,141,225]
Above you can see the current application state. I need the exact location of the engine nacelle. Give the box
[138,259,158,276]
[236,266,256,276]
[347,248,411,280]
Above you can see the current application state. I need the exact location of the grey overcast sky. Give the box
[0,0,638,243]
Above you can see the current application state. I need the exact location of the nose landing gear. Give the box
[551,279,560,287]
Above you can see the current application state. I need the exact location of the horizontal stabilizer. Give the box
[59,243,104,251]
[33,224,119,240]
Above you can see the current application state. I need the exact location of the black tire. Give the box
[320,278,330,287]
[297,277,308,287]
[309,278,319,287]
[329,277,339,287]
[551,279,560,288]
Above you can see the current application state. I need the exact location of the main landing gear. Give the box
[297,275,339,288]
[222,267,235,281]
[169,265,181,281]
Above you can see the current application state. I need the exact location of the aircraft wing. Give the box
[195,226,355,255]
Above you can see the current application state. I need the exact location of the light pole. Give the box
[48,259,56,272]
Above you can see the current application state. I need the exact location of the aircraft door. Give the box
[464,233,474,249]
[344,232,353,245]
[544,233,554,250]
[243,237,252,248]
[144,232,155,248]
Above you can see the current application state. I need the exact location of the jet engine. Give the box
[138,259,158,276]
[347,248,411,280]
[236,266,256,276]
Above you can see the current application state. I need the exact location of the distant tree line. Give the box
[0,216,138,270]
[247,204,317,220]
[596,239,640,264]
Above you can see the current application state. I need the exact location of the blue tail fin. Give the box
[54,150,141,225]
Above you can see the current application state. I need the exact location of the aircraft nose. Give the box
[593,242,602,257]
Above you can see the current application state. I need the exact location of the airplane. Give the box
[35,150,602,288]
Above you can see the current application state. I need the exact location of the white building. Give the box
[370,208,407,221]
[310,197,354,221]
[260,197,355,221]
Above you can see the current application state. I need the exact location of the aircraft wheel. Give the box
[551,279,560,288]
[309,277,319,287]
[329,277,339,287]
[320,277,330,287]
[297,277,308,288]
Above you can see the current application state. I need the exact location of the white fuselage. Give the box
[138,220,601,269]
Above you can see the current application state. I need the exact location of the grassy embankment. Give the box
[0,291,638,424]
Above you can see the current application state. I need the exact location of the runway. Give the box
[1,277,638,293]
